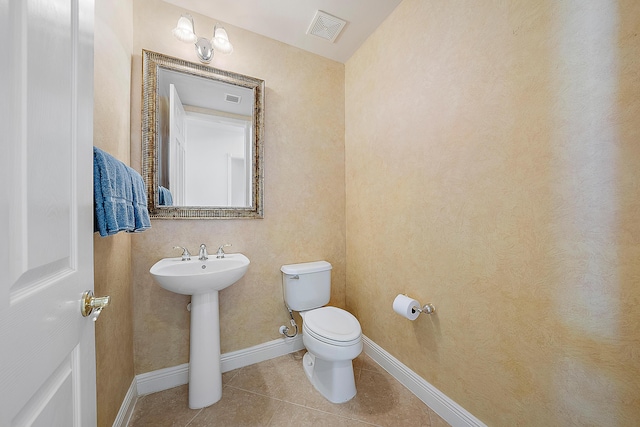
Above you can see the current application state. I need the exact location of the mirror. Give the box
[142,50,264,219]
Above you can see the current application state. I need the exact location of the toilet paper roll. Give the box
[393,294,421,321]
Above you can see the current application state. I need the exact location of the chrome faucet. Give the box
[198,244,209,261]
[216,243,232,259]
[173,246,191,261]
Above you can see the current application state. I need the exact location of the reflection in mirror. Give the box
[158,70,254,207]
[142,50,264,219]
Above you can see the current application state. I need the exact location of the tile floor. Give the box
[128,351,451,427]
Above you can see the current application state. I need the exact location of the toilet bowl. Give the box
[300,307,363,403]
[281,261,363,403]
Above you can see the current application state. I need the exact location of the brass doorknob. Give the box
[81,290,111,321]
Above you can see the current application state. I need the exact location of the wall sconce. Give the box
[172,14,233,64]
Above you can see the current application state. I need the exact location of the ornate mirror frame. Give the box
[142,49,264,219]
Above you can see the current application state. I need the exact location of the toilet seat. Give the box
[303,307,361,346]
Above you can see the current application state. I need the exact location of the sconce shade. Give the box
[172,14,197,43]
[212,26,234,54]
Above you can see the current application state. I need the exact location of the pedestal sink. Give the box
[150,253,250,409]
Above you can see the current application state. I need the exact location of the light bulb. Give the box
[212,26,233,54]
[172,15,197,44]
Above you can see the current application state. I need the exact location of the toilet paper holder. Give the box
[393,294,436,320]
[412,302,436,315]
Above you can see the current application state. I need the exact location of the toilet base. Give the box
[303,352,357,403]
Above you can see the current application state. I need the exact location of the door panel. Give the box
[170,83,187,205]
[0,0,96,426]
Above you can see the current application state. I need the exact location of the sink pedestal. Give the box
[189,291,222,409]
[148,253,251,409]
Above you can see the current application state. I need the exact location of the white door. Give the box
[228,155,247,206]
[0,0,97,426]
[169,84,187,205]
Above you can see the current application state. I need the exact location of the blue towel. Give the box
[128,165,151,232]
[158,186,173,206]
[93,147,151,236]
[94,147,134,236]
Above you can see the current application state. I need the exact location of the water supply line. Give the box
[279,305,298,338]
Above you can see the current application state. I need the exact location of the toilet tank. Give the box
[281,261,332,311]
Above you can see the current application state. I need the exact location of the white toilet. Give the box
[281,261,362,403]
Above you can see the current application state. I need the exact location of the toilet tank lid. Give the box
[281,261,332,275]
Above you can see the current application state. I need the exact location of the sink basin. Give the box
[150,253,250,295]
[149,252,250,409]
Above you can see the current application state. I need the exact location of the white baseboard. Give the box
[135,335,304,396]
[221,335,304,372]
[136,363,189,396]
[363,336,487,427]
[111,377,137,427]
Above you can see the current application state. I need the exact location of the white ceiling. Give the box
[158,68,254,115]
[162,0,402,63]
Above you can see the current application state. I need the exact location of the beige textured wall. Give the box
[93,0,135,426]
[130,0,345,373]
[345,0,640,425]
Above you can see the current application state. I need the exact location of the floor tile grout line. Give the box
[264,399,285,426]
[224,384,293,403]
[222,367,242,384]
[182,408,203,427]
[273,399,383,427]
[224,384,382,427]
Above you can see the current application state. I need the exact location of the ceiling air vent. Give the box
[306,10,347,43]
[225,93,241,104]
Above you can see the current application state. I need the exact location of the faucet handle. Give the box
[216,243,232,259]
[173,246,191,261]
[199,243,209,260]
